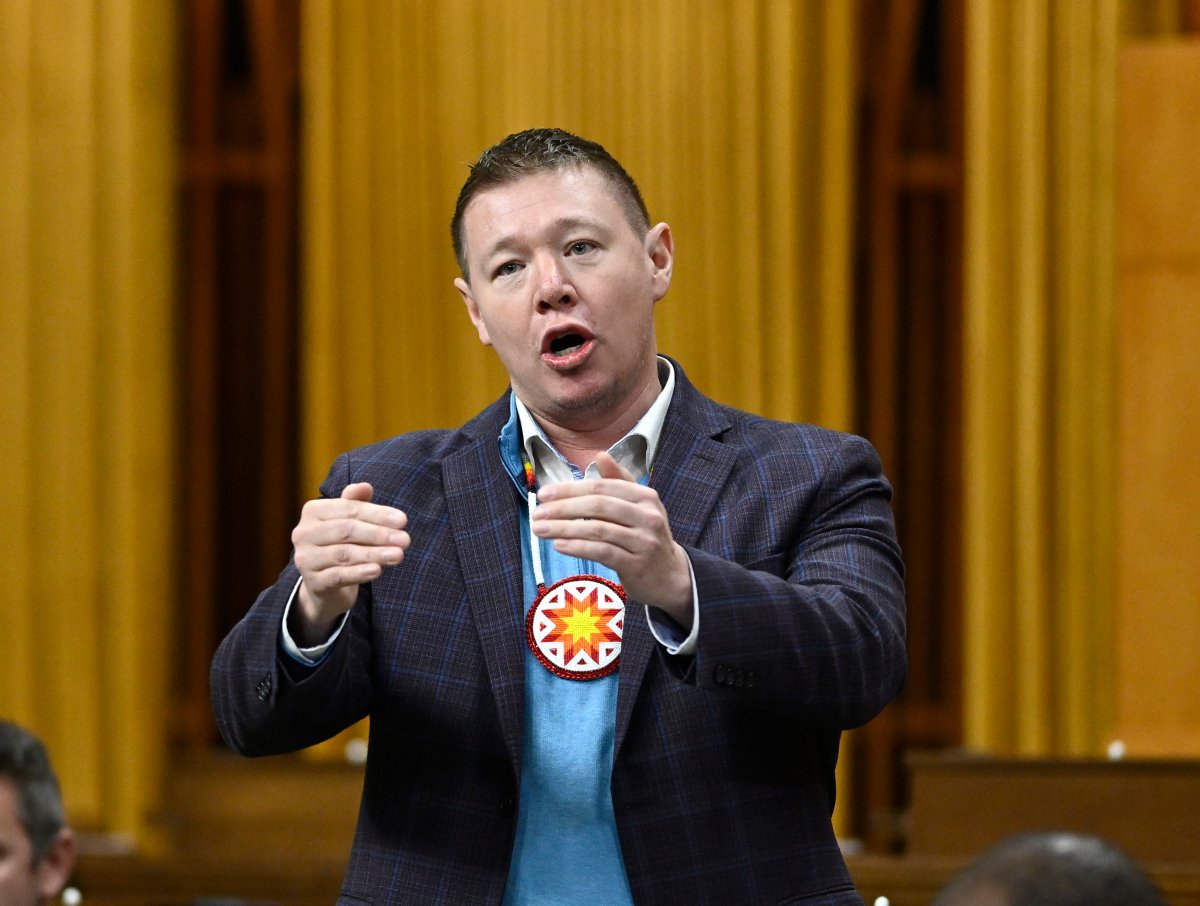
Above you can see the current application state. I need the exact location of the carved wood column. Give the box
[852,0,965,850]
[177,0,300,745]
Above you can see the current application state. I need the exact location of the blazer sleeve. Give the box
[209,453,374,756]
[678,431,907,728]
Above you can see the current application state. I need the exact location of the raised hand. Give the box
[531,452,692,627]
[290,482,410,644]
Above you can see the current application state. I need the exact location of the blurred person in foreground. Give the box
[934,832,1166,906]
[212,127,906,904]
[0,721,76,906]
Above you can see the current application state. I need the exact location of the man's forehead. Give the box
[465,166,614,216]
[462,168,630,254]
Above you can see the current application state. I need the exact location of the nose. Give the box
[533,254,575,311]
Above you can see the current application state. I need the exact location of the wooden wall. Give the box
[1114,40,1200,755]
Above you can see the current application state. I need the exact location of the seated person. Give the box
[934,831,1165,906]
[0,721,76,906]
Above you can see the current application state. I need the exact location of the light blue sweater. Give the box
[498,400,635,905]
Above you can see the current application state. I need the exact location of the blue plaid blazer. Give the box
[211,362,907,905]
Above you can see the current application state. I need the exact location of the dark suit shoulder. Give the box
[714,403,855,448]
[698,400,885,484]
[666,360,875,463]
[317,393,511,505]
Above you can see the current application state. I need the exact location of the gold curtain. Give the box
[300,0,858,493]
[962,1,1119,755]
[0,1,176,847]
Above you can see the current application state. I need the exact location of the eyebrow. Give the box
[480,216,613,262]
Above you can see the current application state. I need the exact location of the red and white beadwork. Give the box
[525,575,625,680]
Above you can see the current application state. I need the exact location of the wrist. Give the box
[649,546,695,628]
[292,582,344,647]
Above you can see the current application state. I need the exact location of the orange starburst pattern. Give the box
[526,576,625,680]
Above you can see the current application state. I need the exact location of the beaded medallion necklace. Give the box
[521,453,625,681]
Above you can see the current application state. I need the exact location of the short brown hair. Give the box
[451,128,651,279]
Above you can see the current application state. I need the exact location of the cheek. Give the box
[488,318,532,350]
[0,869,25,896]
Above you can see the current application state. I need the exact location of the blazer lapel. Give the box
[443,427,527,774]
[613,371,738,758]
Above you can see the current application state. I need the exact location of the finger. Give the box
[537,477,648,503]
[534,456,636,501]
[303,561,388,596]
[295,538,407,577]
[341,481,374,502]
[302,495,408,530]
[594,451,636,482]
[301,516,410,549]
[532,513,630,542]
[532,494,642,528]
[318,542,406,571]
[547,536,652,579]
[532,515,654,565]
[549,538,626,568]
[337,482,407,528]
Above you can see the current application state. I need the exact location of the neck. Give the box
[528,372,661,470]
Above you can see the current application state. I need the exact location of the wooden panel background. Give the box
[1114,40,1200,755]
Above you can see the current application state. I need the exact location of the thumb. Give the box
[341,481,374,502]
[594,452,635,482]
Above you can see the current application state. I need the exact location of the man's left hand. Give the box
[531,452,693,628]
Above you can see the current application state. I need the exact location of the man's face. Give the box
[455,165,673,432]
[0,778,72,905]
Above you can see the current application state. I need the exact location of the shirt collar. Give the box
[513,356,676,485]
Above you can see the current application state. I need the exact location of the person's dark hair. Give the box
[933,832,1165,906]
[451,127,651,280]
[0,720,67,864]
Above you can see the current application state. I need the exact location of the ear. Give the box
[36,827,76,900]
[645,223,674,301]
[455,276,492,347]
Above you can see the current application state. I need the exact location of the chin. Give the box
[546,381,620,416]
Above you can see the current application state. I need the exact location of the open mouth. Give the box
[541,327,595,368]
[549,332,586,356]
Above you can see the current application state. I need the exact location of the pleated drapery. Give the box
[962,0,1119,756]
[0,1,177,846]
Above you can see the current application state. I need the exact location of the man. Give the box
[212,128,906,904]
[933,832,1166,906]
[0,721,77,905]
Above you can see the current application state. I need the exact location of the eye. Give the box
[567,240,595,256]
[495,261,523,278]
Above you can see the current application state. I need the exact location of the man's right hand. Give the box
[289,482,410,646]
